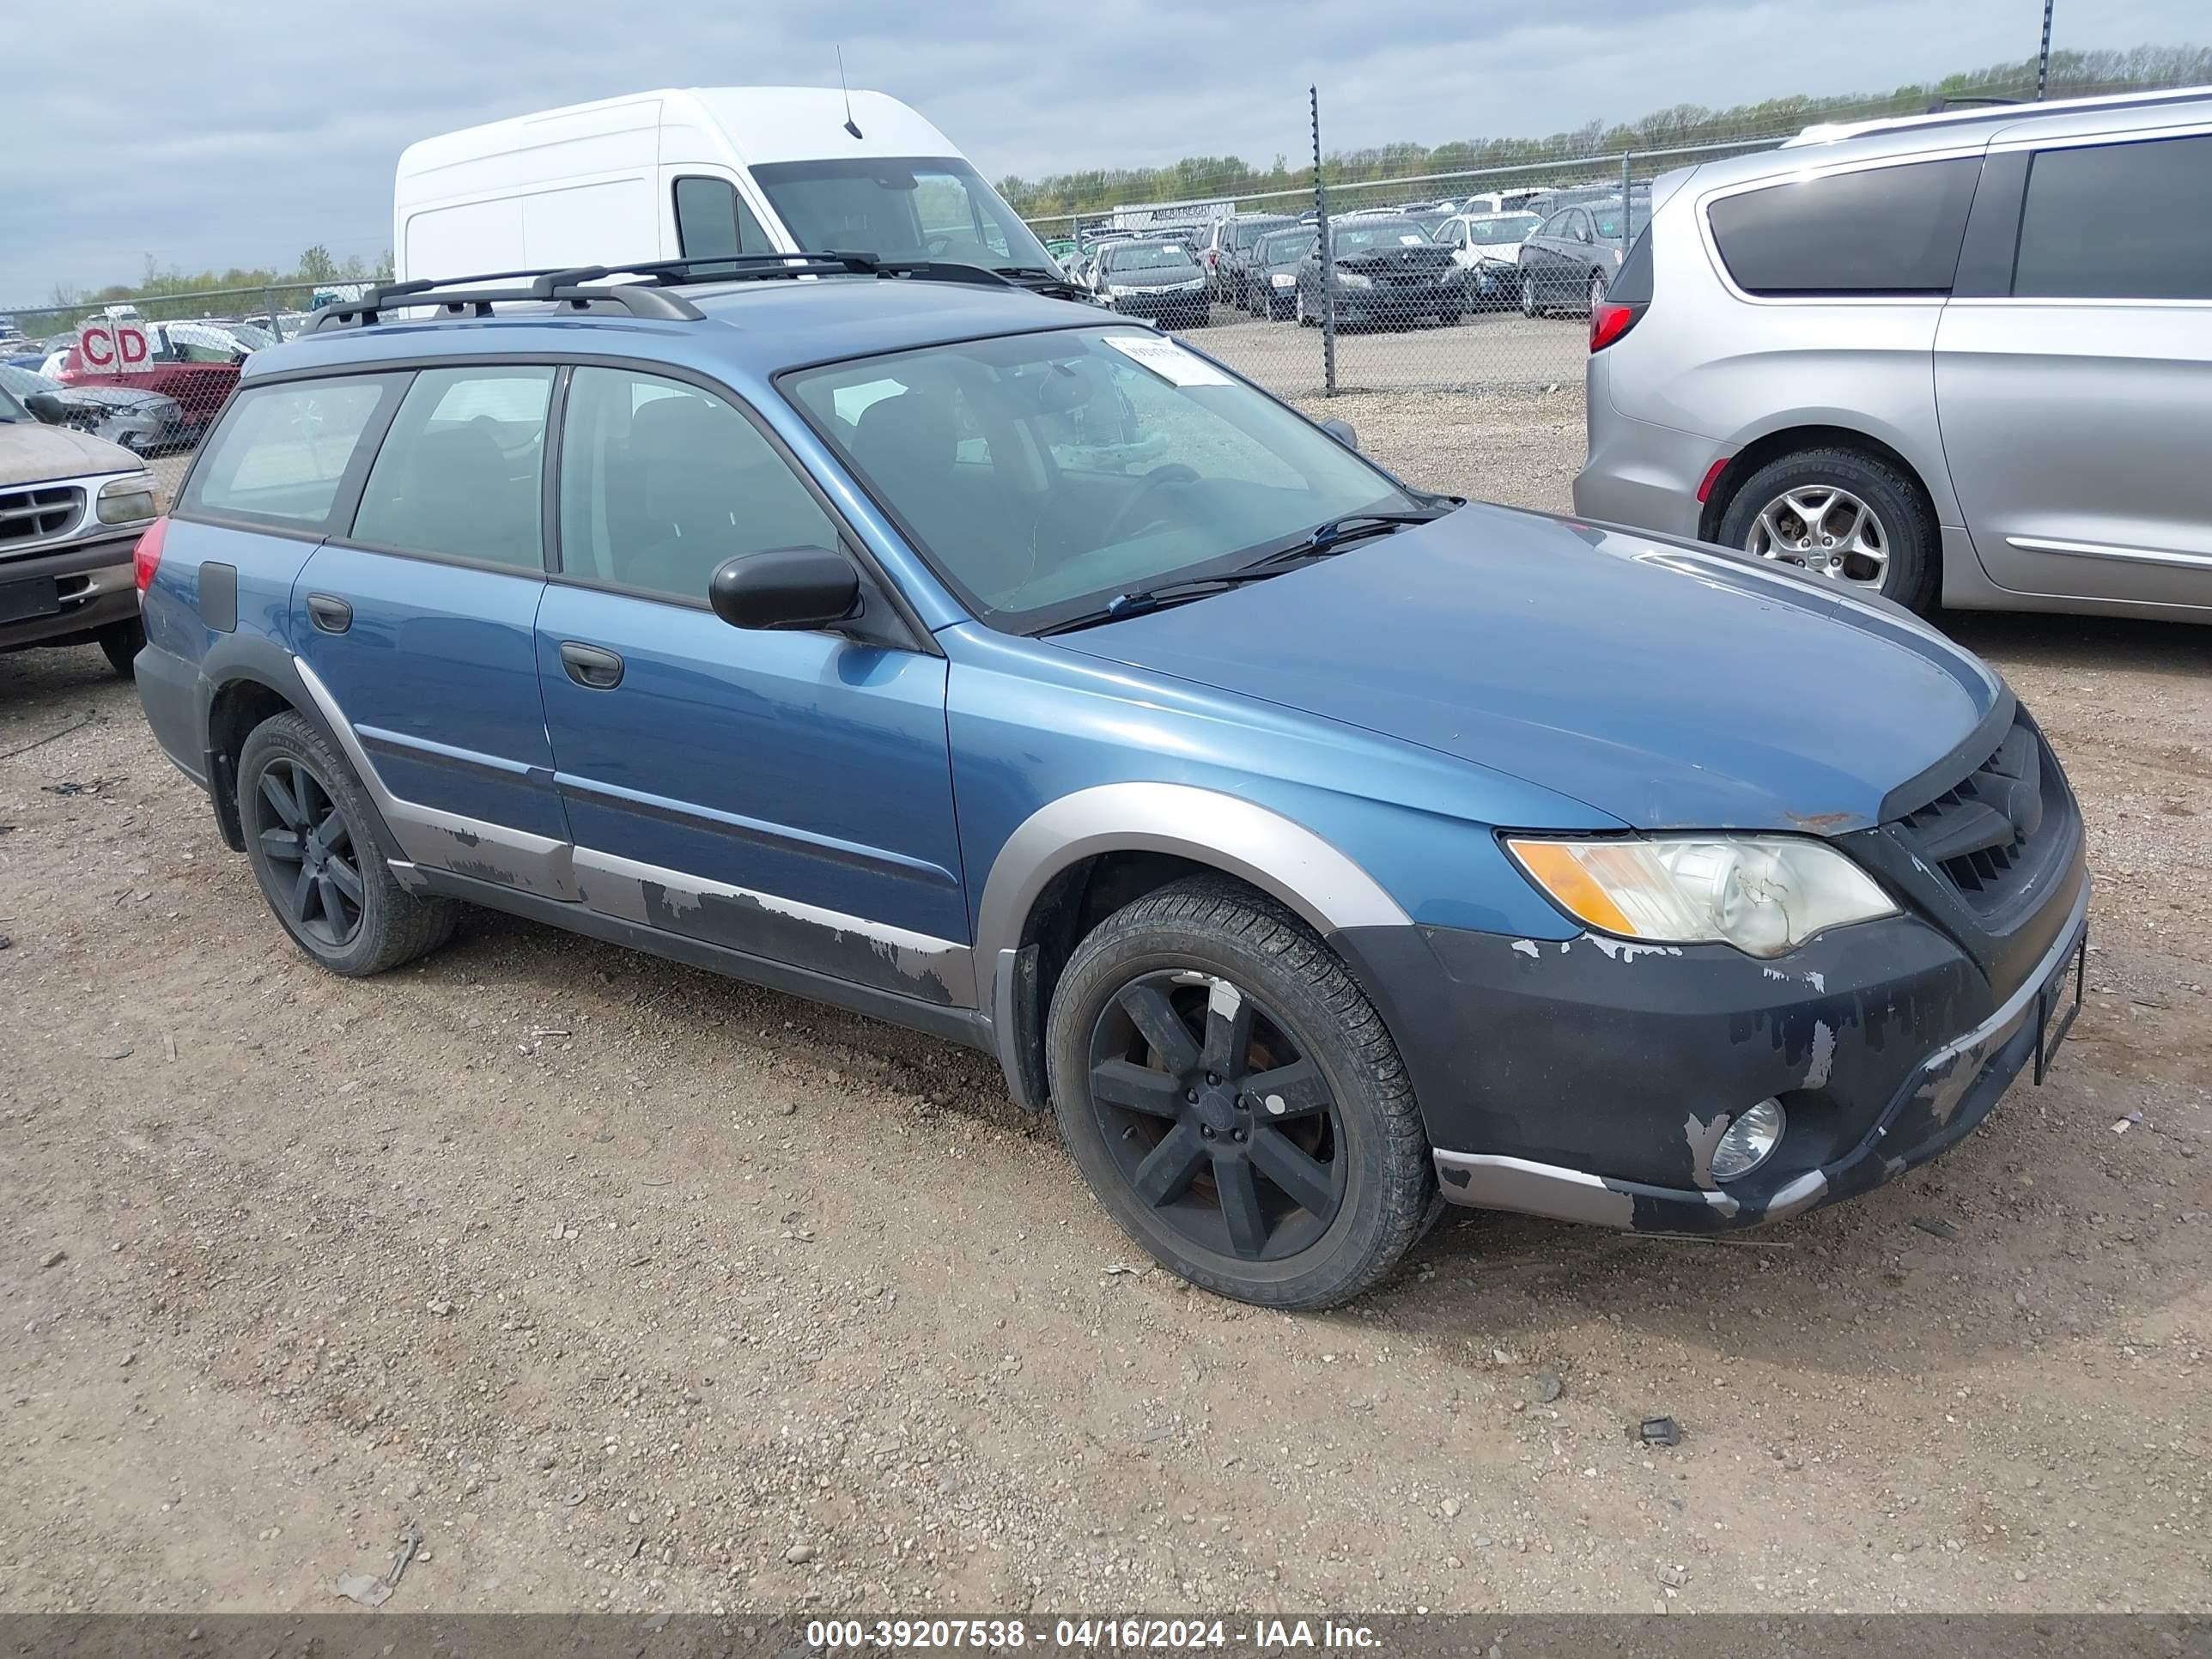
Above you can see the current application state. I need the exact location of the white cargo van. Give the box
[392,87,1066,289]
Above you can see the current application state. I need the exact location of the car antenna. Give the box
[836,47,863,140]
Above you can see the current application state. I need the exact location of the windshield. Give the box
[1255,230,1315,264]
[1331,222,1432,256]
[784,327,1419,633]
[1470,214,1541,244]
[750,155,1058,275]
[1234,219,1291,250]
[1103,242,1197,273]
[0,364,61,398]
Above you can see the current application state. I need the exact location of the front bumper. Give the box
[1330,848,2088,1233]
[1108,290,1208,319]
[1334,283,1459,319]
[0,534,140,649]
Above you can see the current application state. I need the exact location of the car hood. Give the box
[1052,505,2002,833]
[0,419,141,484]
[58,384,171,412]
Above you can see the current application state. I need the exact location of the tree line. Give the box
[18,245,394,331]
[999,45,2212,222]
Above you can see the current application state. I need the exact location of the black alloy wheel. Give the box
[248,755,366,949]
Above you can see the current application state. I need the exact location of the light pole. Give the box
[2036,0,2055,99]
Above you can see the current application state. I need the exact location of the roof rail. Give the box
[1783,82,2212,147]
[301,252,1079,333]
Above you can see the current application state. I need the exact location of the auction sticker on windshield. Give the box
[1103,334,1232,387]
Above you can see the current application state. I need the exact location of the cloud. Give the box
[0,0,2199,306]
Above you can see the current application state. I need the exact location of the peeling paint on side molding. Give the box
[1510,939,1540,959]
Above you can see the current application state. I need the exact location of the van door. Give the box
[1935,130,2212,610]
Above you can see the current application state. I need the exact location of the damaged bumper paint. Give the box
[1330,848,2088,1234]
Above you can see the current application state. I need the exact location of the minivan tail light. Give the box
[1589,300,1644,352]
[133,515,168,593]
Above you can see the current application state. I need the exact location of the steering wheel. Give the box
[1097,465,1200,545]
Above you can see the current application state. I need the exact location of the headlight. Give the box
[1270,272,1295,288]
[1505,836,1896,958]
[97,474,159,525]
[1337,270,1373,289]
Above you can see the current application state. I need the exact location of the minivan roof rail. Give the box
[1784,82,2212,147]
[303,252,1049,332]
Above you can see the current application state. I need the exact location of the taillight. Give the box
[132,515,168,593]
[1589,301,1644,352]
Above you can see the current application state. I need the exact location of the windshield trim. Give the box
[770,324,1420,635]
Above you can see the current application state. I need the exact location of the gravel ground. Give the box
[3,392,2207,1619]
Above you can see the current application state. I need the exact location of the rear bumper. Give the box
[0,534,139,649]
[1571,380,1715,541]
[1330,842,2088,1233]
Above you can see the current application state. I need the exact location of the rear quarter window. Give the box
[1708,156,1981,295]
[178,374,405,532]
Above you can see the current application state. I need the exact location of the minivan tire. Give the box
[1717,447,1939,613]
[1044,875,1435,1310]
[237,711,460,977]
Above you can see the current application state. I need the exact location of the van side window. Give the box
[557,367,838,604]
[674,177,767,260]
[1708,157,1980,295]
[179,374,404,532]
[350,367,553,568]
[2013,135,2212,301]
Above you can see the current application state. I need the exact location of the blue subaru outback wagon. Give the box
[132,256,2089,1307]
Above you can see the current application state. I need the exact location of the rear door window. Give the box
[179,374,404,532]
[2012,134,2212,300]
[349,367,552,568]
[1708,157,1980,295]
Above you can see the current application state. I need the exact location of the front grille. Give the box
[1890,716,2063,921]
[0,485,83,553]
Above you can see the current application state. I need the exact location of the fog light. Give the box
[1711,1098,1785,1182]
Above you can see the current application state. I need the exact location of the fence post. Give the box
[263,287,280,337]
[1311,84,1335,398]
[1620,150,1634,250]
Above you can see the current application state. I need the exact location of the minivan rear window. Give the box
[1708,157,1980,295]
[2012,134,2212,301]
[179,374,404,532]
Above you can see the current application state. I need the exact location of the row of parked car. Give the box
[0,313,308,453]
[1050,180,1652,331]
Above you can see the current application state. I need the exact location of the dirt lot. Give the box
[3,390,2207,1619]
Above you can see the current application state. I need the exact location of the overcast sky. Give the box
[1,0,2199,307]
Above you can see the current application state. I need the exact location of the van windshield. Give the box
[750,156,1059,277]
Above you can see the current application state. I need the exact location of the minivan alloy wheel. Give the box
[1746,484,1890,588]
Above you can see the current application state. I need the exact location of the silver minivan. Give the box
[1574,87,2212,622]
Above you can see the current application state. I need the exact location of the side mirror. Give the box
[1318,417,1358,453]
[709,547,861,632]
[22,390,70,424]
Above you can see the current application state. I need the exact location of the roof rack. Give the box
[302,252,1079,332]
[1782,82,2212,147]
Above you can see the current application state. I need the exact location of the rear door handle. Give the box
[558,640,624,690]
[306,593,352,635]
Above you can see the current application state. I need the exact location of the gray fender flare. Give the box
[975,782,1412,1106]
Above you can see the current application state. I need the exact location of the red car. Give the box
[57,321,248,436]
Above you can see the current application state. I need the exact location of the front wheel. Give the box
[1045,877,1435,1309]
[238,711,460,976]
[1520,270,1540,318]
[1588,269,1608,310]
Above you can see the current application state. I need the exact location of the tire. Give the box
[1045,876,1435,1310]
[97,617,143,679]
[1715,447,1939,613]
[237,710,460,977]
[1588,269,1607,310]
[1520,270,1540,319]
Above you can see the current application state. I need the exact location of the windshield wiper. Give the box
[1036,568,1291,636]
[1243,508,1452,571]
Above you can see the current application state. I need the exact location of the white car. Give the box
[1429,210,1543,308]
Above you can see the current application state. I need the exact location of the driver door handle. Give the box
[558,641,624,690]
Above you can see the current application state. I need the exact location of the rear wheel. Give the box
[97,617,143,679]
[1046,877,1435,1309]
[1520,270,1540,318]
[237,711,459,976]
[1716,447,1938,612]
